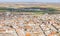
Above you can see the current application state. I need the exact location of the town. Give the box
[0,12,60,36]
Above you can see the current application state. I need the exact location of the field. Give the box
[0,2,60,14]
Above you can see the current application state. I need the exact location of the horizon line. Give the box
[0,2,60,3]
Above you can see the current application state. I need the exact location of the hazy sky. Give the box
[0,0,60,3]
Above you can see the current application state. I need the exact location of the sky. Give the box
[0,0,60,3]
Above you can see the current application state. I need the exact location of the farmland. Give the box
[0,2,60,14]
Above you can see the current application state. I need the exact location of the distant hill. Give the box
[0,2,60,8]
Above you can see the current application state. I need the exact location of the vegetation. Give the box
[0,7,59,14]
